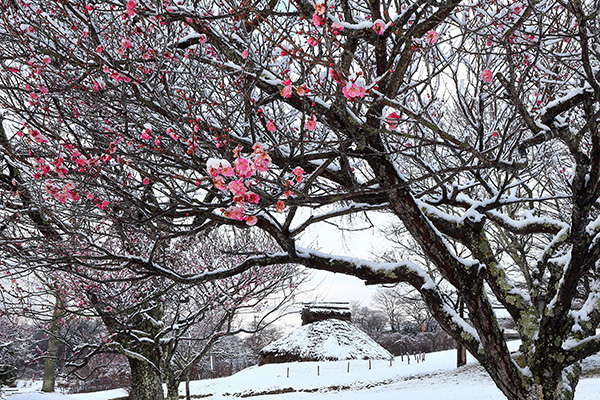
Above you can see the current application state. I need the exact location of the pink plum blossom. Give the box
[212,176,226,190]
[481,69,493,83]
[373,19,386,35]
[314,2,326,15]
[280,81,292,98]
[425,30,439,44]
[296,84,309,96]
[235,157,254,178]
[30,129,48,144]
[226,207,244,220]
[266,120,277,132]
[166,128,178,141]
[228,179,247,196]
[244,215,258,226]
[312,13,324,26]
[305,116,316,131]
[126,0,136,16]
[253,155,270,172]
[245,192,260,204]
[252,143,264,153]
[331,22,343,33]
[292,167,304,183]
[206,158,233,177]
[221,164,234,177]
[387,112,401,129]
[342,82,366,99]
[276,200,286,213]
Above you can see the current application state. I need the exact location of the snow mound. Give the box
[259,319,392,364]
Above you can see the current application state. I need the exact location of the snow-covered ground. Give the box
[3,343,600,400]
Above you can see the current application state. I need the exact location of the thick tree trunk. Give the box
[128,357,164,400]
[42,296,63,392]
[529,363,580,400]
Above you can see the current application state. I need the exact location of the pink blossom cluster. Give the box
[279,80,310,99]
[29,128,48,144]
[314,2,326,16]
[207,143,272,225]
[296,84,309,96]
[125,0,136,17]
[281,166,306,203]
[45,181,79,203]
[280,80,292,98]
[33,158,51,178]
[141,124,152,140]
[307,37,319,46]
[166,128,178,141]
[103,65,131,83]
[291,167,304,183]
[266,120,277,132]
[312,13,324,26]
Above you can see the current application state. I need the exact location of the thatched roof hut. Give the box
[258,303,392,365]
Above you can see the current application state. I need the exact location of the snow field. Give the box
[4,343,600,400]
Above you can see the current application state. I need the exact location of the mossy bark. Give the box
[128,357,164,400]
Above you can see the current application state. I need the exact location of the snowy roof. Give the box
[259,319,392,365]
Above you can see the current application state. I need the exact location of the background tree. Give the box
[349,301,388,336]
[372,289,404,333]
[1,1,600,400]
[0,314,35,387]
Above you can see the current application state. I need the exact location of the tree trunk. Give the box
[165,367,179,400]
[186,372,191,400]
[456,343,467,368]
[456,299,467,368]
[128,357,164,400]
[42,296,63,392]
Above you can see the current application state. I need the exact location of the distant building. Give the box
[258,302,392,365]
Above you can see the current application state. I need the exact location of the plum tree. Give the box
[1,0,599,399]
